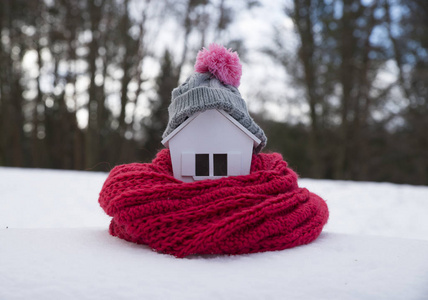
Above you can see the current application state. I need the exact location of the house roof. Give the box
[161,109,262,148]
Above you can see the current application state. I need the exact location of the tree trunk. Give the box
[293,0,322,178]
[85,0,104,169]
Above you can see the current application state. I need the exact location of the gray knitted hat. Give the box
[162,44,267,153]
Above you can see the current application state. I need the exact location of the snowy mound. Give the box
[1,167,428,299]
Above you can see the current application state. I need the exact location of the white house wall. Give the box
[168,109,254,182]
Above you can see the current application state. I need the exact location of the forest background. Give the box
[0,0,427,185]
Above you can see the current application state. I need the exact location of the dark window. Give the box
[195,154,209,176]
[214,154,228,176]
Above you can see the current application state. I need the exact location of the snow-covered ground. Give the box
[1,167,427,240]
[1,167,428,299]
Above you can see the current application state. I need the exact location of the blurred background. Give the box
[0,0,426,185]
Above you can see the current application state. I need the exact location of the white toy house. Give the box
[162,109,261,183]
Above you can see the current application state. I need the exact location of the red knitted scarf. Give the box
[99,149,329,258]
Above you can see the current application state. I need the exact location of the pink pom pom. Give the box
[194,43,242,87]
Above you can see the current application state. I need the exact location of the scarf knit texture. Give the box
[99,149,329,258]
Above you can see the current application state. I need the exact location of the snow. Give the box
[0,167,110,229]
[1,167,428,299]
[301,179,428,241]
[2,229,428,300]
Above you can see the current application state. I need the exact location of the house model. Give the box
[162,109,261,183]
[161,44,267,183]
